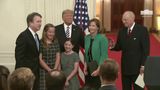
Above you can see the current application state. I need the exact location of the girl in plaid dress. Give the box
[39,23,60,90]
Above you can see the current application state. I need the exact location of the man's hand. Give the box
[91,68,99,76]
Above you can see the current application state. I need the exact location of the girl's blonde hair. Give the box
[41,23,56,48]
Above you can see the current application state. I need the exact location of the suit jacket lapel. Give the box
[132,24,138,34]
[26,28,39,52]
[61,24,76,39]
[61,24,68,38]
[71,25,76,39]
[130,24,139,39]
[126,24,137,38]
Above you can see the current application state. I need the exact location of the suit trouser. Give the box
[122,74,143,90]
[33,69,40,90]
[147,86,160,90]
[33,77,39,90]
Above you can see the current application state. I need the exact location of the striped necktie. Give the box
[66,26,70,38]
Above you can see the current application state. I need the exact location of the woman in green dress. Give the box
[84,18,108,90]
[61,39,80,90]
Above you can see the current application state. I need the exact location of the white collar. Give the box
[28,27,36,38]
[64,23,72,38]
[64,23,72,29]
[101,83,115,87]
[129,22,135,31]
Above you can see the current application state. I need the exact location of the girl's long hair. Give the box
[41,23,56,48]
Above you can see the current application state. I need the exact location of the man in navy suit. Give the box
[15,12,42,90]
[111,11,150,90]
[55,9,84,53]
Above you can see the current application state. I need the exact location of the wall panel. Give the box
[0,0,96,72]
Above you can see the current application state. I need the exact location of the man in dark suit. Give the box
[15,12,42,90]
[144,56,160,90]
[99,59,118,90]
[55,9,84,53]
[111,11,150,90]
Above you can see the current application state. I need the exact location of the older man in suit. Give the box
[15,12,42,90]
[111,11,150,90]
[55,9,84,53]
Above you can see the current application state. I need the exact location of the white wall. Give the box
[0,0,96,72]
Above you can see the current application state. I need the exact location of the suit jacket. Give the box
[15,28,40,90]
[113,23,150,75]
[99,85,117,90]
[55,24,84,53]
[144,56,160,86]
[85,34,108,65]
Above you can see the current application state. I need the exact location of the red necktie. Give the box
[128,29,132,35]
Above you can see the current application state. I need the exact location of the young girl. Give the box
[39,23,60,90]
[61,39,80,90]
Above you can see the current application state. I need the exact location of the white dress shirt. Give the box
[64,24,72,38]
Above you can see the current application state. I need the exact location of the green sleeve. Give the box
[99,36,108,65]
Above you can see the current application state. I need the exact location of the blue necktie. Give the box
[34,33,39,51]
